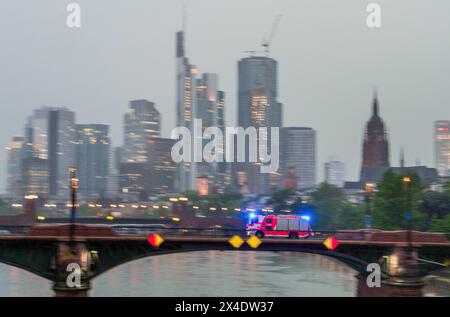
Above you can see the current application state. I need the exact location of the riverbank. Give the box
[424,269,450,297]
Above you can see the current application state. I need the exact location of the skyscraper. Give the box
[25,107,76,199]
[123,100,160,163]
[235,56,283,194]
[238,56,281,129]
[324,160,345,188]
[120,100,160,200]
[434,120,450,177]
[5,136,24,199]
[194,73,218,186]
[280,127,316,190]
[75,124,110,199]
[22,113,48,197]
[193,73,228,192]
[105,146,122,199]
[49,109,76,198]
[22,157,48,196]
[196,73,218,128]
[175,30,228,193]
[215,91,230,191]
[360,92,390,183]
[175,30,198,192]
[118,162,149,201]
[147,137,176,194]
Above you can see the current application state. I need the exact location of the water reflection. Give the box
[0,252,447,297]
[91,251,357,297]
[0,263,52,297]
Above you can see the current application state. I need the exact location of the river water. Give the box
[0,251,446,297]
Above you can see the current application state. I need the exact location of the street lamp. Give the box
[364,182,375,229]
[69,167,78,246]
[402,176,413,254]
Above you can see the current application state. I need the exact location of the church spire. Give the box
[361,88,390,181]
[372,87,379,117]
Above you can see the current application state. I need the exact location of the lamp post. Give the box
[402,176,412,255]
[69,167,78,246]
[364,182,375,229]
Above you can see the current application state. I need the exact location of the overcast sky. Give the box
[1,0,449,193]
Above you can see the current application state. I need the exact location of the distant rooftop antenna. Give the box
[182,4,187,33]
[400,147,405,168]
[373,86,378,99]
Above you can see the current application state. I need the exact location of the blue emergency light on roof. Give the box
[301,215,311,221]
[249,212,256,219]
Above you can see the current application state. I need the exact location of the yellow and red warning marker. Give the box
[246,236,262,249]
[229,235,262,249]
[323,236,339,251]
[229,235,245,249]
[147,233,164,248]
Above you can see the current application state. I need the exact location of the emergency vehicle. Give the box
[246,214,312,239]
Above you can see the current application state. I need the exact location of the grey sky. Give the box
[1,0,449,193]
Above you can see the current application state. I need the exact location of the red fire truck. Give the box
[246,214,312,239]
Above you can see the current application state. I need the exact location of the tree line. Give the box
[269,171,450,232]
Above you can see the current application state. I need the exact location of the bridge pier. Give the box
[358,246,424,297]
[383,246,424,290]
[356,275,423,297]
[54,289,89,297]
[52,240,93,297]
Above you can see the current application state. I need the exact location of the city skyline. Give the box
[2,1,450,192]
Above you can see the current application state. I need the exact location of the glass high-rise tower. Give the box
[75,124,111,199]
[5,136,24,199]
[175,30,227,193]
[175,30,197,192]
[280,127,316,190]
[123,99,160,163]
[435,120,450,177]
[24,107,76,199]
[235,56,283,195]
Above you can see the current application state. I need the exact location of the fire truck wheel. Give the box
[288,232,299,239]
[255,231,264,238]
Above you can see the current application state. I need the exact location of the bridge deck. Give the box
[0,235,449,248]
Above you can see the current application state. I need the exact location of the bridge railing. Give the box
[0,226,31,236]
[111,225,341,239]
[112,225,246,237]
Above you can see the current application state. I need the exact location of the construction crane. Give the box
[261,14,282,57]
[243,50,265,57]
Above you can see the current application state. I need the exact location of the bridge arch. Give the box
[0,258,52,280]
[0,238,56,280]
[0,237,391,282]
[86,240,385,280]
